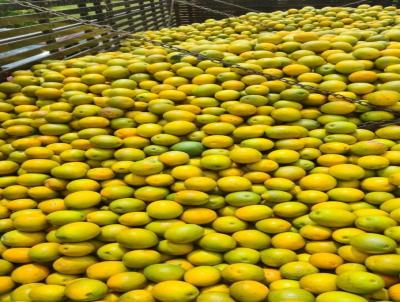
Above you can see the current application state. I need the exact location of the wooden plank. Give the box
[112,15,145,30]
[0,30,107,65]
[0,20,74,40]
[0,24,101,52]
[46,32,123,59]
[62,35,125,59]
[0,0,89,10]
[81,2,144,22]
[0,12,52,26]
[97,7,148,25]
[41,30,125,62]
[53,0,143,17]
[0,29,123,65]
[116,20,144,32]
[3,1,139,19]
[0,31,124,77]
[0,0,142,26]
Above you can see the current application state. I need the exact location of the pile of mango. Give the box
[2,3,400,302]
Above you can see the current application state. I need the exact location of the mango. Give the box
[55,222,100,243]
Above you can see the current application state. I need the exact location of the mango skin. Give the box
[55,222,100,243]
[65,278,108,302]
[53,256,97,275]
[1,230,45,247]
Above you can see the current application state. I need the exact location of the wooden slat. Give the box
[59,0,142,19]
[0,1,141,21]
[0,24,100,52]
[0,30,122,66]
[0,0,147,27]
[113,16,146,30]
[0,0,87,10]
[0,31,124,77]
[0,20,74,40]
[0,29,106,65]
[97,6,153,25]
[0,12,52,26]
[45,31,123,59]
[82,2,143,21]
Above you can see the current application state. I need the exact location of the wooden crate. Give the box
[1,0,398,78]
[0,0,176,77]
